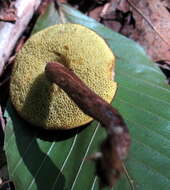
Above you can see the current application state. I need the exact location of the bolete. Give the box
[10,23,117,130]
[10,24,131,187]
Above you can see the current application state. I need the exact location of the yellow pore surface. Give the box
[10,24,117,130]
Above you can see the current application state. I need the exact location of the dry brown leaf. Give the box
[88,6,103,21]
[37,0,52,15]
[127,0,170,61]
[116,0,129,12]
[0,1,17,22]
[57,0,68,3]
[161,0,170,10]
[0,106,5,131]
[88,0,170,62]
[89,1,123,32]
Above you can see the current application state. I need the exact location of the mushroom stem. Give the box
[45,61,131,188]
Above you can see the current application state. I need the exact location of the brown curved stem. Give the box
[45,61,131,188]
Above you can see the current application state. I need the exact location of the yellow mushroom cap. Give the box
[10,23,117,130]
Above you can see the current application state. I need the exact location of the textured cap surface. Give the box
[10,23,117,129]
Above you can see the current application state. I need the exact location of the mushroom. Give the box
[10,23,131,187]
[10,23,117,130]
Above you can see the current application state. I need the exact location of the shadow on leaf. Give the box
[7,104,66,189]
[6,72,92,189]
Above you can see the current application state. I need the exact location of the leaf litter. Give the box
[0,0,17,23]
[83,0,170,83]
[1,0,170,189]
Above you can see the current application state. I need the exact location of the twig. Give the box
[45,62,131,188]
[0,0,41,76]
[156,63,170,71]
[0,106,5,131]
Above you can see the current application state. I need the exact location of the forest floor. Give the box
[0,0,170,189]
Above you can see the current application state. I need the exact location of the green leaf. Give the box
[31,2,61,34]
[4,3,170,190]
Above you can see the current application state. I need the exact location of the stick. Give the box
[45,61,131,188]
[0,0,41,76]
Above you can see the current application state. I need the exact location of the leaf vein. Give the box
[27,142,56,190]
[70,123,100,190]
[131,158,170,182]
[118,98,170,122]
[120,85,170,106]
[91,176,97,190]
[11,138,35,177]
[133,138,170,170]
[118,71,170,93]
[126,118,170,145]
[51,132,78,190]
